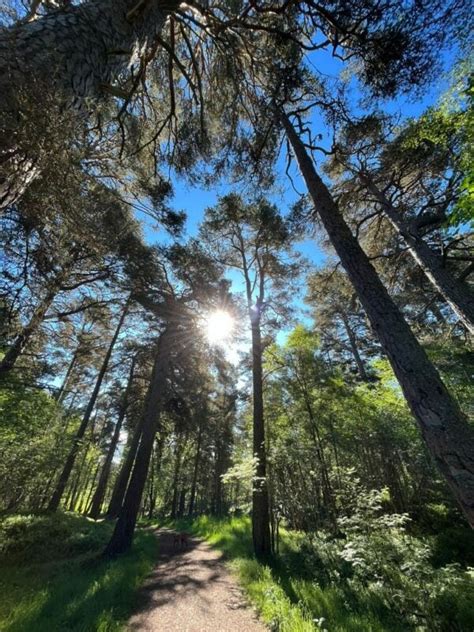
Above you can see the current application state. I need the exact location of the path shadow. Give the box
[128,528,229,622]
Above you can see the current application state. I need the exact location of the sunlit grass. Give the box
[164,515,416,632]
[0,513,157,632]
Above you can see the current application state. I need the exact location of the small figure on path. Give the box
[173,532,189,548]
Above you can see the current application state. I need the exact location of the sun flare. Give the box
[205,310,234,345]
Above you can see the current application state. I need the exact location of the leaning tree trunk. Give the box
[89,354,137,519]
[48,298,129,511]
[104,326,173,557]
[362,175,474,334]
[105,413,144,519]
[0,266,71,375]
[282,112,474,526]
[340,312,369,381]
[250,314,272,556]
[0,0,178,210]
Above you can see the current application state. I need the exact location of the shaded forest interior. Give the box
[0,0,473,630]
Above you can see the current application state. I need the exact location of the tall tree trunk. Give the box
[105,416,143,519]
[188,422,203,517]
[362,175,474,334]
[340,312,369,380]
[0,0,178,209]
[282,112,474,526]
[82,461,101,514]
[48,298,129,511]
[250,315,272,556]
[177,489,186,517]
[147,435,164,519]
[170,435,185,519]
[104,326,173,557]
[55,348,78,403]
[89,355,137,519]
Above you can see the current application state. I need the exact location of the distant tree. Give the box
[326,109,474,333]
[306,268,378,381]
[48,296,130,511]
[201,194,303,557]
[104,241,224,556]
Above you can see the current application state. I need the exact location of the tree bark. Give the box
[0,270,69,375]
[250,315,272,556]
[188,421,203,517]
[89,354,137,519]
[362,175,474,334]
[104,326,172,557]
[0,0,178,209]
[105,414,143,519]
[48,297,129,511]
[340,312,369,380]
[170,435,185,519]
[55,348,78,403]
[282,111,474,526]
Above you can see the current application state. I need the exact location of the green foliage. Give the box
[0,382,76,512]
[0,513,157,632]
[181,514,474,632]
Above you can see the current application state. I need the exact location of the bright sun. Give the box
[205,310,234,345]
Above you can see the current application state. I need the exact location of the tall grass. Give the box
[167,515,473,632]
[0,512,157,632]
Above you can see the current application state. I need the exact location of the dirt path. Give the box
[127,528,267,632]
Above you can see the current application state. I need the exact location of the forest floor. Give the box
[127,528,266,632]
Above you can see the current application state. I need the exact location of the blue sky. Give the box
[142,45,453,257]
[136,46,458,356]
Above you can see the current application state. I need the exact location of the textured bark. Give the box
[251,316,272,556]
[104,326,172,557]
[363,176,474,334]
[89,354,136,519]
[48,298,129,510]
[0,0,177,209]
[282,112,474,526]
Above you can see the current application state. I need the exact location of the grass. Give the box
[0,512,158,632]
[163,515,399,632]
[164,515,473,632]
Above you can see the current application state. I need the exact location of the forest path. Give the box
[127,528,266,632]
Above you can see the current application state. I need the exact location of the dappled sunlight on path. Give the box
[127,528,266,632]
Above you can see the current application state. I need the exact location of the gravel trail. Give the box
[127,528,267,632]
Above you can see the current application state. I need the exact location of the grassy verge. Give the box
[164,515,473,632]
[0,512,157,632]
[165,516,384,631]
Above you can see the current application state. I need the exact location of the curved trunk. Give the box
[363,176,474,334]
[282,112,474,526]
[48,298,129,511]
[0,0,177,209]
[104,326,172,557]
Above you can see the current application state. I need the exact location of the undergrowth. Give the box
[166,514,474,632]
[0,512,157,632]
